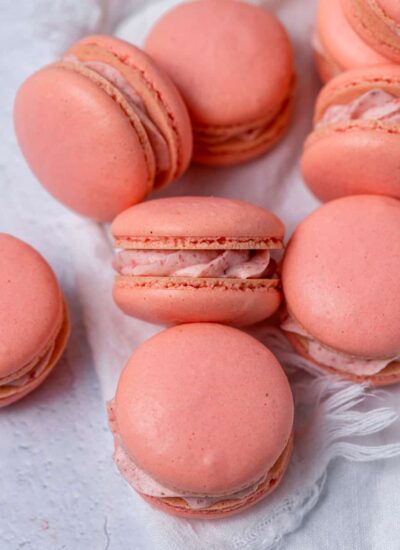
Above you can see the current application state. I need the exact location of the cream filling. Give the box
[63,56,170,178]
[108,400,267,510]
[0,343,54,389]
[317,89,400,127]
[281,314,400,376]
[113,249,272,279]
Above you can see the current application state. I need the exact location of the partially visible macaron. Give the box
[314,0,390,82]
[111,196,284,327]
[342,0,400,63]
[0,234,70,407]
[281,195,400,386]
[108,323,294,519]
[301,65,400,202]
[14,35,192,221]
[145,0,295,166]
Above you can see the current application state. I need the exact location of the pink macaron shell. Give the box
[114,323,293,496]
[0,234,64,379]
[112,280,281,327]
[112,196,284,244]
[341,0,400,63]
[14,65,151,222]
[68,35,192,181]
[282,195,400,359]
[301,128,400,201]
[145,0,293,128]
[316,0,390,81]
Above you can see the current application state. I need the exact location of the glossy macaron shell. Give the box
[14,36,192,222]
[342,0,400,63]
[315,0,390,82]
[145,0,293,126]
[114,323,294,495]
[282,195,400,358]
[112,196,284,245]
[0,234,64,378]
[301,65,400,201]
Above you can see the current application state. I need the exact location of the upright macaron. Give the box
[301,65,400,202]
[281,195,400,386]
[342,0,400,63]
[112,196,284,326]
[108,323,294,519]
[0,234,70,407]
[145,0,295,166]
[314,0,390,82]
[14,35,192,221]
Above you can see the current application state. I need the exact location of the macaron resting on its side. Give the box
[145,0,295,166]
[314,0,390,82]
[0,234,70,407]
[14,35,192,221]
[281,195,400,386]
[108,323,294,519]
[342,0,400,63]
[112,196,284,326]
[301,65,400,202]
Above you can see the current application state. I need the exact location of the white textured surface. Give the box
[2,1,400,549]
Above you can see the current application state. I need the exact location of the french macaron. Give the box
[14,35,192,222]
[111,196,284,327]
[145,0,295,166]
[301,65,400,202]
[0,234,70,407]
[314,0,390,83]
[108,323,294,519]
[281,195,400,386]
[342,0,400,63]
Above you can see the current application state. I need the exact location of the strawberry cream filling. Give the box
[63,56,170,180]
[108,400,269,510]
[281,314,400,376]
[113,249,272,279]
[317,89,400,127]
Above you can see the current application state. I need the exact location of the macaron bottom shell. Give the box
[0,302,70,408]
[140,433,293,519]
[285,331,400,387]
[113,277,282,327]
[301,126,400,202]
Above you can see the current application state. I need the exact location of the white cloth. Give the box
[1,1,400,549]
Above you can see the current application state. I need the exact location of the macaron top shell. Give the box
[282,195,400,358]
[0,234,63,378]
[145,0,293,127]
[114,323,293,495]
[316,0,389,71]
[112,197,284,246]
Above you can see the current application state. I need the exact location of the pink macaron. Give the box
[111,196,284,326]
[14,35,192,221]
[301,65,400,202]
[0,234,70,407]
[108,323,294,519]
[145,0,295,166]
[281,195,400,386]
[342,0,400,63]
[314,0,390,82]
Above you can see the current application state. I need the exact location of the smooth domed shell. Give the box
[282,195,400,358]
[145,0,293,127]
[112,196,284,242]
[114,323,293,495]
[0,234,63,378]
